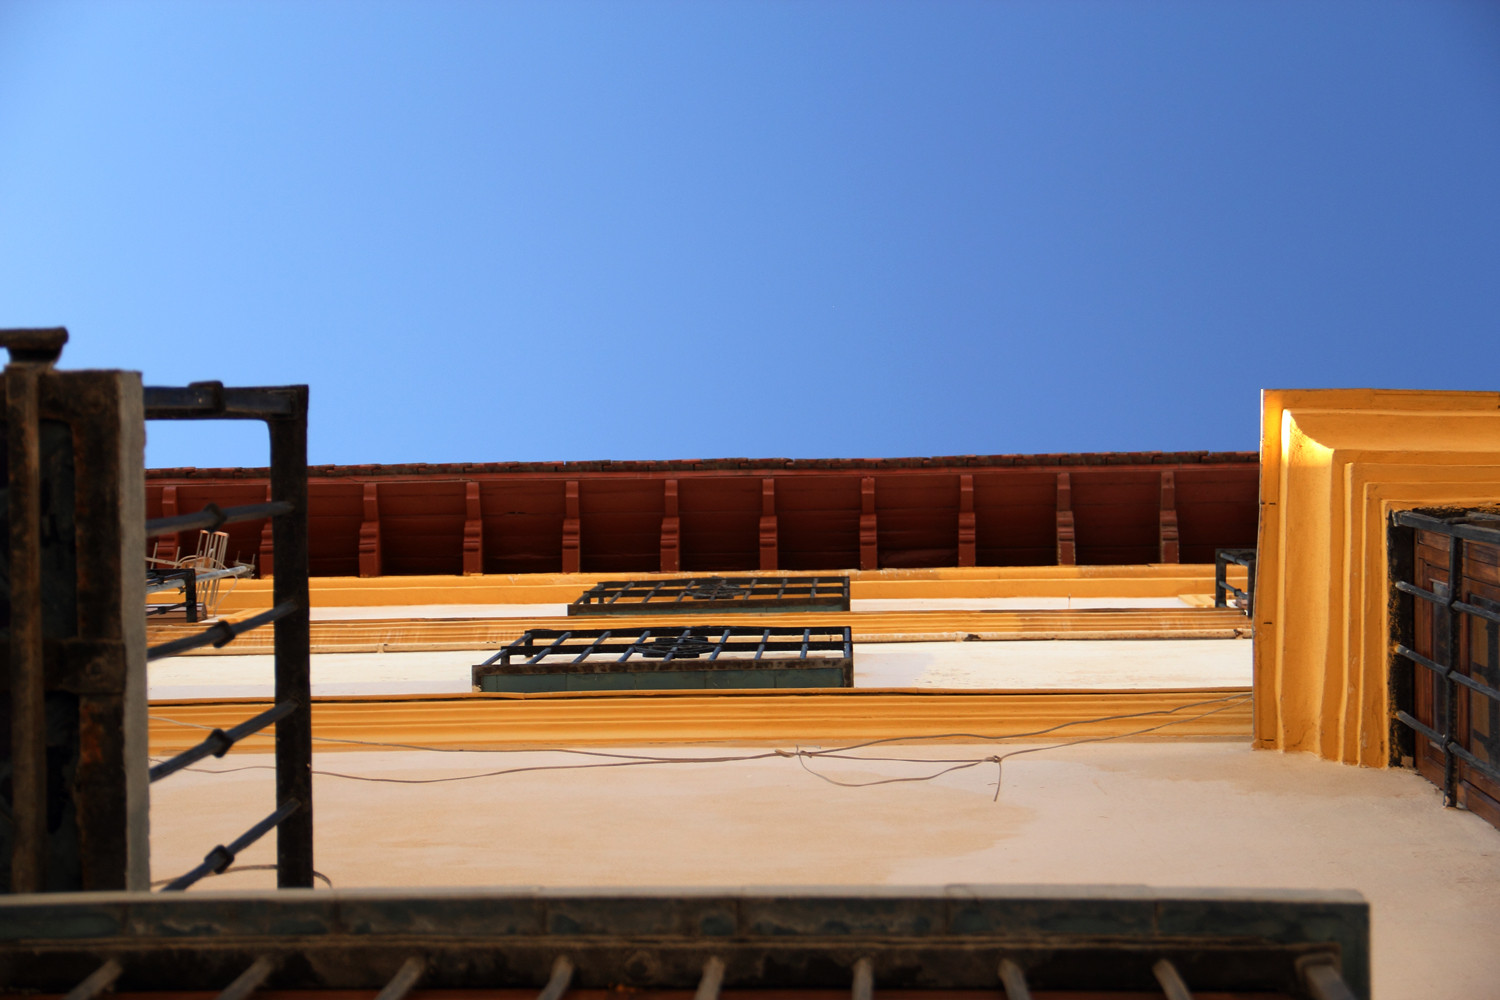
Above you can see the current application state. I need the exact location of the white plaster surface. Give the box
[855,639,1251,689]
[312,604,570,620]
[147,639,1251,700]
[307,597,1194,619]
[148,741,1500,1000]
[851,596,1193,611]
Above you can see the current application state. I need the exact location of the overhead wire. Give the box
[147,692,1250,793]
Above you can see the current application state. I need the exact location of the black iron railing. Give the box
[1214,548,1256,618]
[144,382,313,889]
[569,576,851,615]
[0,886,1371,999]
[474,625,855,692]
[1389,509,1500,806]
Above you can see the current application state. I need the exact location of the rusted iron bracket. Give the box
[144,382,312,889]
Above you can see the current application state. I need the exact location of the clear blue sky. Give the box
[3,1,1498,468]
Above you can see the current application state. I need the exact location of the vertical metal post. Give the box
[7,364,45,892]
[1214,550,1227,609]
[1387,517,1416,765]
[269,394,312,887]
[1442,533,1463,806]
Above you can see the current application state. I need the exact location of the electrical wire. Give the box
[148,692,1250,793]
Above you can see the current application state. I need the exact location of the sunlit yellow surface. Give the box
[1255,388,1500,766]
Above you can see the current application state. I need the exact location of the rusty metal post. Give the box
[2,329,67,893]
[269,393,313,887]
[6,361,45,892]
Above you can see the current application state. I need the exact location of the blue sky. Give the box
[3,1,1498,468]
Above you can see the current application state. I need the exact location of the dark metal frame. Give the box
[1215,548,1257,618]
[145,566,199,622]
[0,886,1371,999]
[1388,509,1500,802]
[144,381,313,889]
[568,576,851,616]
[475,625,854,690]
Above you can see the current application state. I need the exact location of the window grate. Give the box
[568,576,850,616]
[1389,508,1500,827]
[473,626,853,692]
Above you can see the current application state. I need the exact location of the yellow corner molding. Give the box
[1255,388,1500,767]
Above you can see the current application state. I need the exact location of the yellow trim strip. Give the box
[147,607,1252,654]
[148,687,1252,752]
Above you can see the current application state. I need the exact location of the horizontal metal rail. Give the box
[161,799,301,892]
[1392,508,1500,545]
[150,700,298,783]
[146,564,252,595]
[147,601,298,661]
[144,383,300,421]
[146,500,294,539]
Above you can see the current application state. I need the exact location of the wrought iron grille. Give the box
[1215,548,1256,618]
[568,576,851,615]
[1389,509,1500,824]
[0,886,1370,999]
[474,625,854,692]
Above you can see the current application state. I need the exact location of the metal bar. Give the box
[672,580,692,603]
[145,501,294,539]
[641,579,667,603]
[1393,642,1448,678]
[143,384,298,420]
[146,601,298,660]
[997,958,1031,1000]
[570,631,613,664]
[1395,579,1449,605]
[1392,508,1500,545]
[215,956,276,1000]
[62,959,123,1000]
[7,362,46,893]
[185,564,199,623]
[756,629,770,659]
[270,397,313,890]
[1394,709,1445,745]
[693,957,724,1000]
[1446,740,1500,789]
[537,956,575,1000]
[850,957,873,1000]
[1449,667,1500,706]
[373,957,424,1000]
[775,578,787,599]
[661,627,691,664]
[1388,516,1417,765]
[527,632,572,664]
[1214,551,1227,609]
[150,700,298,783]
[709,628,731,660]
[1443,535,1463,805]
[1454,598,1500,626]
[145,564,252,595]
[1152,959,1194,1000]
[800,628,810,659]
[1300,959,1358,1000]
[618,629,648,662]
[161,799,300,891]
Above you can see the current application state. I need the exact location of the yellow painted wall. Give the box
[1254,389,1500,766]
[201,564,1244,611]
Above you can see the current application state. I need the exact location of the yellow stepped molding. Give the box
[148,687,1252,752]
[1255,388,1500,767]
[146,607,1252,655]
